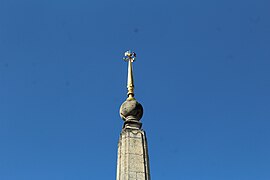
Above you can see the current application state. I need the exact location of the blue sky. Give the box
[0,0,270,179]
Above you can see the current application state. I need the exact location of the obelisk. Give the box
[116,51,151,180]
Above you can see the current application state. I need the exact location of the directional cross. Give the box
[123,50,136,62]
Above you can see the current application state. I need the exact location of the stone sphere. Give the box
[119,99,143,121]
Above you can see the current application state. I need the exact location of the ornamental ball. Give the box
[119,99,143,121]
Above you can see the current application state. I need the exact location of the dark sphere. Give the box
[119,99,143,121]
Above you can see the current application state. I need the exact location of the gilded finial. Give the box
[123,50,136,100]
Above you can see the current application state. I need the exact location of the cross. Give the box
[123,50,136,62]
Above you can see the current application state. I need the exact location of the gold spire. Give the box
[123,50,136,100]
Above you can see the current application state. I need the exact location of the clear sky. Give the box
[0,0,270,179]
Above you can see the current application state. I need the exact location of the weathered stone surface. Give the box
[116,128,150,180]
[119,99,143,121]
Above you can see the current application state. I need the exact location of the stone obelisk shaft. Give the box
[116,128,150,180]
